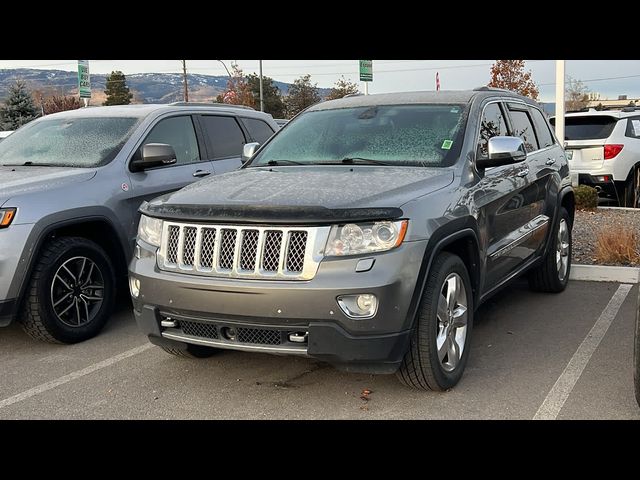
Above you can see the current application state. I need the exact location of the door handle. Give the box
[546,158,556,165]
[193,170,211,178]
[516,168,529,178]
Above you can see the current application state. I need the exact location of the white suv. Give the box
[550,108,640,207]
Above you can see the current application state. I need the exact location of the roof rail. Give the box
[620,106,640,112]
[169,102,255,110]
[343,92,364,98]
[473,86,513,93]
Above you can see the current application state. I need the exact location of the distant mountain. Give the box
[0,68,331,104]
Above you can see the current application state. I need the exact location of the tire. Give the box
[528,207,572,293]
[623,166,640,208]
[20,237,116,344]
[396,252,474,391]
[160,344,218,358]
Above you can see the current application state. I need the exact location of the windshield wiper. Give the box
[339,157,392,166]
[1,161,56,167]
[264,159,305,166]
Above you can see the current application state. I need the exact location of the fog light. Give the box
[337,294,378,318]
[129,276,140,298]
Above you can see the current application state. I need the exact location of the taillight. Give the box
[604,144,623,159]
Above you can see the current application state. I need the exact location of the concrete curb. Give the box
[597,206,640,212]
[570,264,640,283]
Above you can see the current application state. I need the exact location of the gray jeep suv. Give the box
[130,89,575,390]
[0,103,278,343]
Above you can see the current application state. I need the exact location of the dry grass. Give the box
[594,227,640,265]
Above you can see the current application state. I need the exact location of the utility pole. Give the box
[259,60,264,112]
[555,60,565,144]
[182,60,189,102]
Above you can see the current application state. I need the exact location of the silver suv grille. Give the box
[157,222,329,280]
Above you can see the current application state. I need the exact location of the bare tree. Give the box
[488,60,539,100]
[566,76,590,112]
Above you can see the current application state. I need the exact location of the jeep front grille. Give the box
[157,222,328,280]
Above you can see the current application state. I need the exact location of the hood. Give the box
[0,166,97,206]
[144,165,454,224]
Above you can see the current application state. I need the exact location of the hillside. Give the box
[0,68,331,104]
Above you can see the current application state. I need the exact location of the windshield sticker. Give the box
[441,140,453,150]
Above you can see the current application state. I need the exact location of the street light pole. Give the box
[217,59,232,78]
[259,60,264,112]
[182,60,189,102]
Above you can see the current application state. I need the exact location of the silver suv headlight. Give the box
[325,220,408,256]
[137,215,163,247]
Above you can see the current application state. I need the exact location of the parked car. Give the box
[130,88,574,391]
[550,108,640,207]
[0,131,13,142]
[0,103,278,343]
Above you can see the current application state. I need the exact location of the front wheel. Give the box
[528,207,572,293]
[396,252,474,391]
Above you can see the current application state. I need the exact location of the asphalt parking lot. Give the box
[0,279,638,420]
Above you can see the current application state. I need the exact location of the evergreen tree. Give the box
[284,74,320,118]
[103,71,133,105]
[246,73,286,118]
[0,79,39,130]
[325,76,359,100]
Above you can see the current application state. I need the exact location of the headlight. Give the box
[0,208,16,228]
[137,215,163,247]
[325,220,408,256]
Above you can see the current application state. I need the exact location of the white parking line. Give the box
[533,283,633,420]
[0,343,153,411]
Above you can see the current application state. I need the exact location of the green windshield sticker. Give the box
[441,140,453,150]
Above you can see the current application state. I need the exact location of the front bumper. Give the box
[130,239,427,373]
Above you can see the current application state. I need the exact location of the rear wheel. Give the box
[160,344,218,358]
[623,166,640,208]
[528,207,571,293]
[396,252,473,391]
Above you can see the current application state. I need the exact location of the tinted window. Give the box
[550,115,617,140]
[625,117,640,139]
[200,115,246,159]
[251,104,467,168]
[529,107,555,148]
[508,109,539,152]
[0,116,140,167]
[243,117,275,144]
[477,103,509,158]
[142,116,200,165]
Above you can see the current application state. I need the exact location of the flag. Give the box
[436,72,440,91]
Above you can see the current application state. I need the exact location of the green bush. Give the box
[574,185,599,210]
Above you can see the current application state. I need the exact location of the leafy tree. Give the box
[0,79,39,129]
[566,76,590,112]
[42,95,82,114]
[246,73,286,118]
[215,64,254,107]
[488,60,539,100]
[284,74,320,118]
[325,76,359,100]
[103,71,133,105]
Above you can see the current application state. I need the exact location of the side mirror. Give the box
[131,143,177,171]
[242,142,260,163]
[476,136,527,169]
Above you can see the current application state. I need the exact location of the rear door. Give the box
[125,114,214,247]
[196,114,248,174]
[552,114,618,171]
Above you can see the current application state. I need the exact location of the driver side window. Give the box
[139,116,200,165]
[477,103,509,159]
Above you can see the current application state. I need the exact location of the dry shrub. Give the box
[574,185,599,210]
[594,227,640,265]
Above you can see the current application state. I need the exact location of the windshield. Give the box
[550,115,618,140]
[0,116,141,167]
[249,104,467,167]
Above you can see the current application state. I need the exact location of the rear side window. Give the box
[200,115,247,159]
[242,117,275,144]
[551,115,618,140]
[625,117,640,139]
[529,107,555,148]
[477,103,509,158]
[508,109,539,153]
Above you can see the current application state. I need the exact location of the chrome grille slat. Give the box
[158,222,328,280]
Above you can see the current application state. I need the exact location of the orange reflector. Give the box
[394,220,409,247]
[0,208,16,227]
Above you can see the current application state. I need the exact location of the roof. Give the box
[39,103,271,119]
[308,89,531,112]
[561,108,639,119]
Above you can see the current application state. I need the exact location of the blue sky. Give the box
[0,60,638,102]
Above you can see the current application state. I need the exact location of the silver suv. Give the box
[0,103,278,343]
[551,108,640,207]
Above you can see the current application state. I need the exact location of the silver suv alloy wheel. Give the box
[437,273,468,372]
[557,219,570,282]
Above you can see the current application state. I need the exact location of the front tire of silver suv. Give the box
[19,236,116,344]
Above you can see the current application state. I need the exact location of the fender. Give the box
[403,218,481,331]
